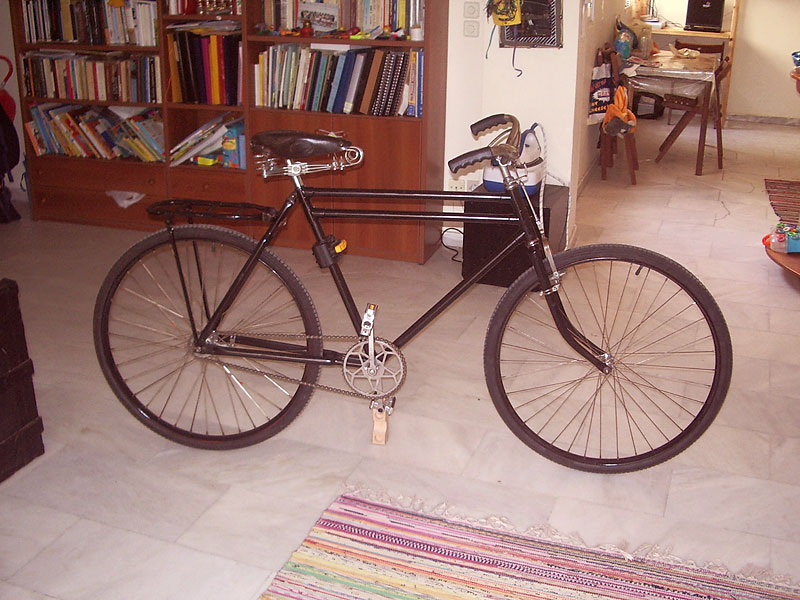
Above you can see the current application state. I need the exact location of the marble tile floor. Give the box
[1,119,799,599]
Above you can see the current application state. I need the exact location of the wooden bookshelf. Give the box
[9,0,449,263]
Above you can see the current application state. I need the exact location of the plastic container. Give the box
[763,223,800,253]
[615,30,633,60]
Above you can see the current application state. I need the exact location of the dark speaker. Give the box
[685,0,724,32]
[462,185,568,287]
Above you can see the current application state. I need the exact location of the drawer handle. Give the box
[147,178,155,185]
[202,183,210,191]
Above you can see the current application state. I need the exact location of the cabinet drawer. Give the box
[32,185,163,230]
[169,168,247,201]
[29,157,167,196]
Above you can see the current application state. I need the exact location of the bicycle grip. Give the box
[448,147,495,173]
[470,114,514,136]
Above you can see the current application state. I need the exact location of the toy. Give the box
[763,223,800,253]
[299,20,314,37]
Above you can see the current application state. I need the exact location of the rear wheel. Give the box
[484,244,732,472]
[94,225,322,449]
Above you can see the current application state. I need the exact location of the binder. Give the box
[332,50,357,113]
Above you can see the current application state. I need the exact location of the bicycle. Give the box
[93,114,733,473]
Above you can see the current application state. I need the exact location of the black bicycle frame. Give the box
[192,183,608,372]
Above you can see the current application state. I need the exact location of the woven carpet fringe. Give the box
[343,483,798,588]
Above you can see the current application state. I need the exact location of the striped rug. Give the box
[765,179,800,224]
[262,496,800,600]
[261,495,799,600]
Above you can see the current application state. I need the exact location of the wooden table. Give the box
[766,246,800,277]
[630,51,718,175]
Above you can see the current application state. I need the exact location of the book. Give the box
[331,50,356,113]
[358,48,385,115]
[175,30,195,102]
[342,50,368,114]
[310,52,330,112]
[76,110,115,158]
[384,50,409,116]
[166,33,182,102]
[326,52,347,113]
[191,33,207,103]
[201,35,213,103]
[292,47,312,110]
[23,0,157,45]
[318,52,340,112]
[221,118,244,168]
[24,120,47,156]
[371,50,396,116]
[169,111,236,164]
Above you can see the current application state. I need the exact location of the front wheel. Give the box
[484,244,732,473]
[94,225,322,449]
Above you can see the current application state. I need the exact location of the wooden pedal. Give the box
[372,407,387,445]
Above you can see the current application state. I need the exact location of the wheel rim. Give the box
[103,237,315,443]
[497,255,723,467]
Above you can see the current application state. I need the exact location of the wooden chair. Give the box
[597,49,638,184]
[600,125,639,184]
[656,55,731,173]
[667,41,726,125]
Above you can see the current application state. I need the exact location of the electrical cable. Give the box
[439,227,464,263]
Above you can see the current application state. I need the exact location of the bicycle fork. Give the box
[499,163,612,375]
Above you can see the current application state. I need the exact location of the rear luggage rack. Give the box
[148,199,278,224]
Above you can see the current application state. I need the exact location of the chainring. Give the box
[342,337,406,397]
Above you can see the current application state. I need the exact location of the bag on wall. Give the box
[588,49,614,124]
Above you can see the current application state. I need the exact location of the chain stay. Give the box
[200,333,402,401]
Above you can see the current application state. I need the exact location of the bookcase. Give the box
[9,1,449,263]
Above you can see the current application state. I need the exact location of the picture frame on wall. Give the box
[499,0,562,48]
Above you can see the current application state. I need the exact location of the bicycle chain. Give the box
[198,332,405,402]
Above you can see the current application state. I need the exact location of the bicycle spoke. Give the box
[97,228,321,448]
[488,245,731,471]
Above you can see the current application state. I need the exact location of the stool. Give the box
[600,130,638,185]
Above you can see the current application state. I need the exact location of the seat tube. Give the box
[295,185,363,332]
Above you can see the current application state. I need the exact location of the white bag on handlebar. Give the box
[482,123,543,194]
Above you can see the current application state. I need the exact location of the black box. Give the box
[462,184,568,287]
[0,279,44,482]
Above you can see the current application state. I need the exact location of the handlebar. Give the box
[448,114,522,174]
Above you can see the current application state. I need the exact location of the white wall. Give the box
[444,1,580,191]
[725,0,799,119]
[572,0,632,197]
[444,0,629,241]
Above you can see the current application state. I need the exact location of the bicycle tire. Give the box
[94,225,322,449]
[484,244,732,473]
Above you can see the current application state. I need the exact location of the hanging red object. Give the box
[0,56,16,122]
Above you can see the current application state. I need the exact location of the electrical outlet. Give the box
[463,20,479,38]
[447,179,466,192]
[463,1,480,19]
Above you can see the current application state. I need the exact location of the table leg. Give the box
[695,81,712,176]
